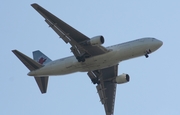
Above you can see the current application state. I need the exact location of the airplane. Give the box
[12,3,163,115]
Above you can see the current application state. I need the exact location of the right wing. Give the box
[88,65,118,115]
[31,3,108,58]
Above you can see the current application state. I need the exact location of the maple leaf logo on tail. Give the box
[38,57,46,64]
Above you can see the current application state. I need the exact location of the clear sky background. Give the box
[1,0,180,115]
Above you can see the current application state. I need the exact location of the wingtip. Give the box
[12,49,17,53]
[31,3,39,8]
[41,92,47,94]
[31,3,37,6]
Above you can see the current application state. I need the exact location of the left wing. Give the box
[88,65,118,115]
[31,3,108,59]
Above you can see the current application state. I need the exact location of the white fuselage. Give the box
[28,38,163,76]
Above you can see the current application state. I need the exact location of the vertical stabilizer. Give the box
[33,50,52,65]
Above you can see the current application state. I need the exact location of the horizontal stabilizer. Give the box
[34,76,48,93]
[12,50,42,71]
[12,50,49,94]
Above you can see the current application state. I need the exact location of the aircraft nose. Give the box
[158,39,163,46]
[156,39,163,47]
[153,38,163,49]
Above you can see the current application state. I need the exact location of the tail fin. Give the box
[33,50,52,65]
[12,50,49,94]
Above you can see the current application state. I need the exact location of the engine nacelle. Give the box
[115,73,130,84]
[87,35,104,46]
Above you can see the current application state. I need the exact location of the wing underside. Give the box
[31,3,107,58]
[88,65,118,115]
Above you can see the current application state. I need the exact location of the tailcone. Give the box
[27,71,35,76]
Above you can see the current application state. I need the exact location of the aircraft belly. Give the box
[65,42,148,73]
[78,51,119,71]
[114,44,133,61]
[115,41,148,61]
[30,57,80,76]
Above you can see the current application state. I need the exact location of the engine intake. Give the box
[86,35,104,46]
[115,73,130,84]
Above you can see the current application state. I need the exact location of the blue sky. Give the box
[1,0,180,115]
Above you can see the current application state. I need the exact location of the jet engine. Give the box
[115,73,130,84]
[86,35,104,46]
